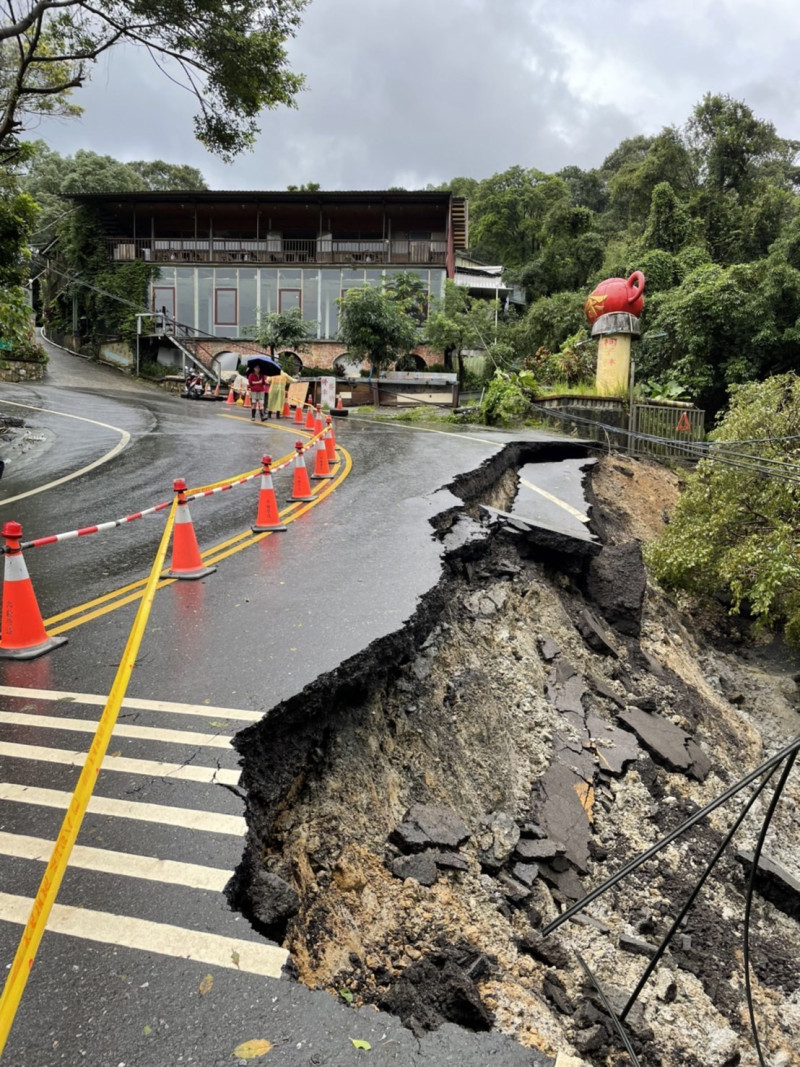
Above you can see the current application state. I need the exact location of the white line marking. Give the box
[0,891,287,977]
[0,399,131,507]
[0,686,262,722]
[519,476,590,523]
[0,741,240,785]
[0,782,245,835]
[0,710,234,748]
[0,831,231,891]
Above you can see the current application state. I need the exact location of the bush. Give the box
[480,371,538,425]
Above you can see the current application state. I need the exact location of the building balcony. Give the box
[108,237,447,267]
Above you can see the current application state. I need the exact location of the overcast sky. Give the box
[28,0,800,191]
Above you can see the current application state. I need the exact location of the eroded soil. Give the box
[231,449,800,1067]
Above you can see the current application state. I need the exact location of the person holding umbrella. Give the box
[247,360,269,422]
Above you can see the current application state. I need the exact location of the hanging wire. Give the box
[742,751,798,1067]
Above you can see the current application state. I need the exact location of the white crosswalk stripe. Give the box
[0,685,263,722]
[0,892,286,978]
[0,709,236,747]
[0,740,241,784]
[0,832,231,891]
[0,687,286,978]
[0,782,246,834]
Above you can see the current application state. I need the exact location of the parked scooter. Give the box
[184,371,206,399]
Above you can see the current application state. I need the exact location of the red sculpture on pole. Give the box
[585,271,646,324]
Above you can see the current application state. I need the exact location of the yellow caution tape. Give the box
[0,498,179,1056]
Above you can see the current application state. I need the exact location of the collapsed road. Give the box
[230,446,800,1067]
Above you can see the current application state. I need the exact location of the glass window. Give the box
[197,268,212,334]
[341,268,365,292]
[260,269,277,316]
[279,289,301,312]
[320,269,341,338]
[429,268,446,301]
[238,268,257,333]
[277,268,301,289]
[302,270,320,335]
[176,268,194,329]
[215,288,237,326]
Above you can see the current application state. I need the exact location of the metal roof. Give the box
[63,189,453,204]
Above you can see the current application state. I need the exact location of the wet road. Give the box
[0,343,573,1065]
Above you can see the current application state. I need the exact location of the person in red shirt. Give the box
[247,365,268,422]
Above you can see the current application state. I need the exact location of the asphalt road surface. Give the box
[0,341,578,1066]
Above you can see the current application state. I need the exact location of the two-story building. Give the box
[64,189,469,374]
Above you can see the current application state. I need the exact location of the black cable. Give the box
[575,952,642,1067]
[619,763,778,1021]
[742,750,798,1067]
[542,734,800,936]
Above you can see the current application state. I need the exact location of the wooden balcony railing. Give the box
[108,237,446,266]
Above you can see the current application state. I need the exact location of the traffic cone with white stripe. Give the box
[336,395,343,410]
[293,402,304,425]
[289,443,315,501]
[252,456,287,532]
[313,405,324,436]
[243,391,251,409]
[0,522,67,659]
[304,404,316,430]
[324,416,337,463]
[226,388,235,404]
[326,413,341,455]
[311,436,333,480]
[168,480,217,579]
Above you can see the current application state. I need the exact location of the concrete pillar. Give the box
[591,312,640,397]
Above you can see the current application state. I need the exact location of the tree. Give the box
[425,280,504,379]
[0,0,308,162]
[469,166,570,267]
[126,160,207,191]
[251,306,316,363]
[646,373,800,644]
[337,285,417,376]
[686,93,794,197]
[0,145,44,359]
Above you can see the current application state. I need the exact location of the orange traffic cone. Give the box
[214,382,220,398]
[313,405,324,436]
[311,436,333,480]
[168,481,217,579]
[226,388,235,404]
[243,391,251,409]
[293,402,304,425]
[252,456,287,532]
[304,405,316,430]
[0,522,68,659]
[324,417,336,463]
[336,395,343,410]
[289,443,315,501]
[327,413,341,454]
[282,397,291,418]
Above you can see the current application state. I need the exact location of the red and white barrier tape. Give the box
[10,430,332,553]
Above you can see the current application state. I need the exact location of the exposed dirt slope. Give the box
[232,449,800,1067]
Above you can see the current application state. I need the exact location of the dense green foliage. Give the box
[646,373,800,643]
[480,370,539,426]
[0,144,44,359]
[432,94,800,414]
[1,0,308,161]
[250,306,316,361]
[337,285,417,374]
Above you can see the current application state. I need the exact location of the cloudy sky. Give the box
[29,0,800,190]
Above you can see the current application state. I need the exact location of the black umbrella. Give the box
[246,354,282,376]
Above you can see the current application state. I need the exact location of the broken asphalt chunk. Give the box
[616,706,711,781]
